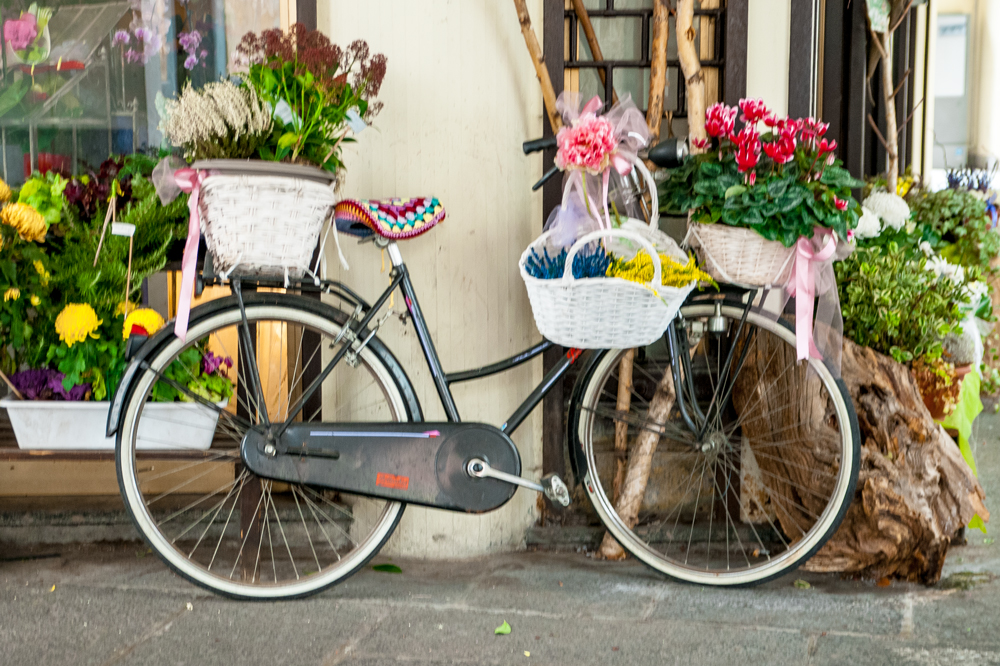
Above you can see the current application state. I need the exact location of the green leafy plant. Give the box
[237,25,386,173]
[149,344,234,404]
[836,242,970,363]
[659,99,862,247]
[17,171,66,228]
[909,188,1000,275]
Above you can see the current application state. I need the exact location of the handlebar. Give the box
[522,136,558,155]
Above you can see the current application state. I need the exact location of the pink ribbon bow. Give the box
[788,228,837,362]
[172,168,208,341]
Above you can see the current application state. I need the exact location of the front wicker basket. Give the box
[687,222,795,287]
[198,173,338,279]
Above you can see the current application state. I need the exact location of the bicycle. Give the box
[106,138,860,600]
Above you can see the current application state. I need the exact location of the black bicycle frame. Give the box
[273,260,582,437]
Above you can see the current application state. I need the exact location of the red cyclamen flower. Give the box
[738,98,770,125]
[705,103,737,138]
[817,138,838,156]
[691,137,711,150]
[733,125,761,173]
[833,196,848,212]
[746,171,757,187]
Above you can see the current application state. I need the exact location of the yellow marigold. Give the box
[55,303,102,347]
[123,308,165,339]
[29,294,40,306]
[1,203,47,243]
[4,287,19,302]
[0,178,11,203]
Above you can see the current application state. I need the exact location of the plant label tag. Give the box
[111,222,136,237]
[346,108,367,134]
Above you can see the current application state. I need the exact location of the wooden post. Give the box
[646,0,670,143]
[513,0,563,134]
[611,350,634,504]
[676,0,707,150]
[571,0,618,105]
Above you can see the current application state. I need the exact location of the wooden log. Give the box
[572,0,618,105]
[676,0,707,151]
[646,0,670,143]
[611,350,635,503]
[597,359,678,559]
[800,340,988,583]
[513,0,563,134]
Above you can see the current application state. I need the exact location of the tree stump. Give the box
[800,340,989,583]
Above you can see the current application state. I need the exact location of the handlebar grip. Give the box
[647,138,689,169]
[523,137,558,155]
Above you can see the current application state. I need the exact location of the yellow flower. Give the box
[29,294,40,306]
[33,260,49,286]
[1,203,47,243]
[55,303,102,347]
[607,252,715,288]
[4,287,19,302]
[0,178,11,203]
[123,308,165,339]
[115,301,139,317]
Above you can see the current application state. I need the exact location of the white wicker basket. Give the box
[686,222,795,287]
[520,228,695,349]
[198,173,337,279]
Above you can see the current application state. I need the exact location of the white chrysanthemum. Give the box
[854,206,882,239]
[926,255,965,284]
[863,191,911,231]
[919,240,934,256]
[965,280,990,303]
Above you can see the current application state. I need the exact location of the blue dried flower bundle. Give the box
[524,244,610,280]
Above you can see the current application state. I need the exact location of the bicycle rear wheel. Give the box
[571,300,859,586]
[116,293,419,600]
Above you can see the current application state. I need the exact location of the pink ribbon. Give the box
[172,168,208,341]
[788,228,837,362]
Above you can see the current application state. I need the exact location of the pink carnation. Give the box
[555,113,618,174]
[4,14,37,52]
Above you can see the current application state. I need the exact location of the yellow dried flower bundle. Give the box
[606,252,715,288]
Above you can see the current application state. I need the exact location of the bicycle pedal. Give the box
[541,474,571,507]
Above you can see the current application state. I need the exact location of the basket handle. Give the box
[631,158,659,229]
[563,228,662,289]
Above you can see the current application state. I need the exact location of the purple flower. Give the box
[183,53,198,70]
[10,368,90,401]
[125,48,142,63]
[112,30,130,47]
[201,351,233,376]
[178,30,201,54]
[133,27,152,42]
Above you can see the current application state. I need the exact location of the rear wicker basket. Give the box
[195,162,338,279]
[686,222,795,287]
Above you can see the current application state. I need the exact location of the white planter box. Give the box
[1,398,227,451]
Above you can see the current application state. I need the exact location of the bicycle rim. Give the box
[116,300,409,599]
[577,302,859,586]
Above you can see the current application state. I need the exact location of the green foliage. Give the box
[149,344,234,404]
[17,172,67,228]
[909,188,1000,274]
[659,146,863,248]
[0,235,55,372]
[45,327,124,401]
[836,243,970,363]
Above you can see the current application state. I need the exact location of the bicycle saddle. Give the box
[334,197,445,240]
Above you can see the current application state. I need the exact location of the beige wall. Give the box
[317,0,545,558]
[746,0,792,115]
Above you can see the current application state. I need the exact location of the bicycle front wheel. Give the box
[571,300,859,586]
[116,293,418,600]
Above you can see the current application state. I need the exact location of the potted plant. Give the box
[156,25,387,329]
[659,98,862,286]
[0,159,235,450]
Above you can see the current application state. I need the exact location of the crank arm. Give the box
[466,458,570,507]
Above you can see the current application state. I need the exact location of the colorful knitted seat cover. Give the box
[334,197,445,240]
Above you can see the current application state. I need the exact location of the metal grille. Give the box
[564,0,726,123]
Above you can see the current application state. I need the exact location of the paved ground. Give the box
[2,414,1000,666]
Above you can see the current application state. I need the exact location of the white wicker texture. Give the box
[198,174,337,279]
[686,222,795,287]
[520,228,695,349]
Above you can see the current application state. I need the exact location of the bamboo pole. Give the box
[646,0,670,143]
[513,0,563,134]
[676,0,707,151]
[0,368,23,400]
[571,0,618,105]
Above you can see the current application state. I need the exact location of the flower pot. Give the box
[189,159,339,280]
[919,364,972,421]
[1,398,227,451]
[686,221,796,287]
